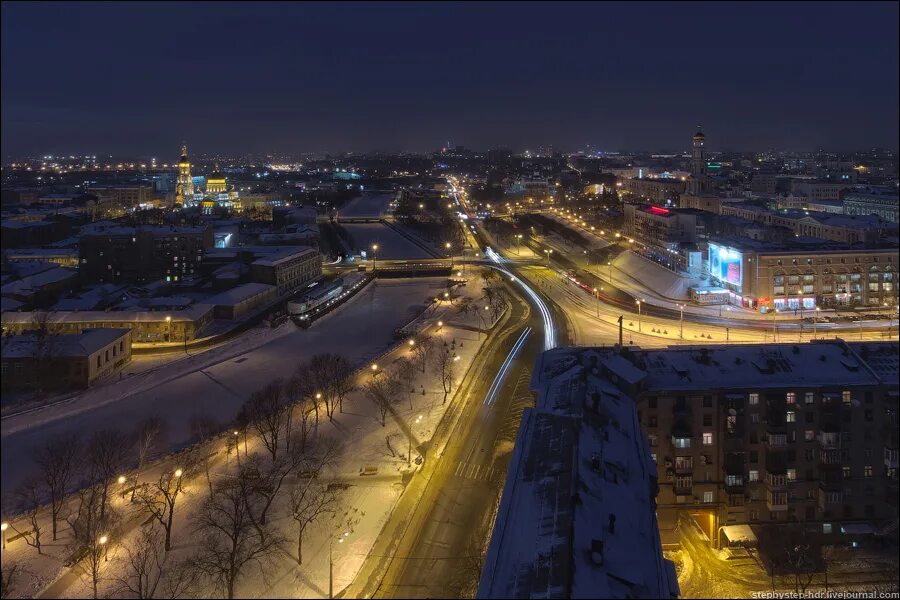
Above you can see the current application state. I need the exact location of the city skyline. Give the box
[2,2,898,157]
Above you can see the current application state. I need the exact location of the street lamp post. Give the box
[446,242,453,269]
[1,522,7,550]
[636,300,642,332]
[544,249,553,266]
[371,244,378,272]
[678,304,685,340]
[813,307,820,340]
[608,261,612,284]
[329,531,351,599]
[593,288,599,317]
[165,315,172,343]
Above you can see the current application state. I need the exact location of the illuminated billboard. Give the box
[708,243,742,289]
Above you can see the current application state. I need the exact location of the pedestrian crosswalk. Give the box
[453,460,497,481]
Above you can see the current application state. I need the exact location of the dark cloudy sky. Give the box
[2,1,898,157]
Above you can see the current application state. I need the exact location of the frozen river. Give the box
[342,222,433,259]
[339,191,395,219]
[1,278,448,490]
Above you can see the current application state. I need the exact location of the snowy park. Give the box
[0,270,510,599]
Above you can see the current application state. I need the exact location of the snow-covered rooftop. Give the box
[1,328,130,359]
[479,347,678,599]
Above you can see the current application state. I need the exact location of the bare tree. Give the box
[309,354,338,420]
[287,439,344,565]
[85,429,133,522]
[289,482,339,566]
[364,371,401,427]
[412,332,434,373]
[131,416,167,500]
[396,357,417,411]
[135,466,190,553]
[293,361,321,426]
[14,478,44,555]
[243,381,285,463]
[433,344,457,404]
[34,434,80,540]
[455,295,473,316]
[113,526,194,599]
[1,562,27,600]
[189,413,219,494]
[68,484,120,599]
[330,355,355,414]
[192,474,284,599]
[309,353,355,418]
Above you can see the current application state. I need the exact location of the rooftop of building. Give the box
[0,304,214,325]
[79,221,210,237]
[479,347,677,599]
[1,328,131,359]
[250,245,318,267]
[709,234,899,254]
[204,282,276,306]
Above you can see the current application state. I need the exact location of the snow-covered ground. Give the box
[0,273,505,599]
[339,192,396,219]
[1,278,449,491]
[342,223,431,259]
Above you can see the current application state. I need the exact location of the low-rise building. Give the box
[1,328,132,389]
[1,305,214,343]
[843,187,899,223]
[205,282,278,319]
[249,246,322,296]
[623,177,686,202]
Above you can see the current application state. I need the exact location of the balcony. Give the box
[765,473,787,490]
[725,475,745,494]
[766,432,787,449]
[817,431,841,450]
[766,491,788,512]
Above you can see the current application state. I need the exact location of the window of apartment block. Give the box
[751,414,760,424]
[703,492,714,503]
[787,468,797,481]
[864,466,873,478]
[804,392,814,404]
[750,450,758,463]
[749,393,759,405]
[786,392,796,404]
[842,466,851,479]
[842,390,852,405]
[703,396,712,408]
[702,432,714,446]
[703,414,712,427]
[749,470,759,482]
[786,411,796,423]
[805,430,815,441]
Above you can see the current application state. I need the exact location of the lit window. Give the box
[864,466,873,478]
[842,391,852,405]
[702,432,714,446]
[749,470,759,482]
[703,491,714,503]
[787,468,797,481]
[786,392,796,404]
[786,411,796,423]
[749,393,759,405]
[804,392,814,404]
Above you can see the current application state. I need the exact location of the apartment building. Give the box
[249,246,322,296]
[553,341,898,546]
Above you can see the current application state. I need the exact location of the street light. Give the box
[678,304,685,339]
[371,244,379,272]
[99,534,109,561]
[635,300,642,332]
[118,475,127,498]
[1,522,7,550]
[813,306,820,340]
[593,288,600,317]
[165,315,172,343]
[330,531,352,599]
[544,248,553,266]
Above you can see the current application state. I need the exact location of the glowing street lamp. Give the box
[118,475,127,498]
[371,244,379,272]
[635,300,642,332]
[1,522,8,549]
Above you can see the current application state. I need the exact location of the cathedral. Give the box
[174,144,233,209]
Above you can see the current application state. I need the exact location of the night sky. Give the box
[2,1,897,157]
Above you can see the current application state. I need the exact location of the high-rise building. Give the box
[687,126,711,194]
[175,144,193,205]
